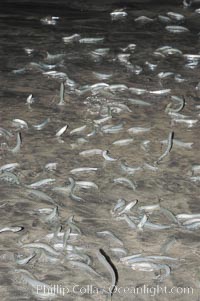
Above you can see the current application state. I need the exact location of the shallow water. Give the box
[0,1,200,300]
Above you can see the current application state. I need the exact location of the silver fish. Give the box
[22,242,60,256]
[102,150,117,161]
[165,25,189,33]
[70,167,98,175]
[26,178,56,189]
[75,180,98,190]
[129,87,147,95]
[93,72,112,80]
[0,163,20,173]
[70,125,87,135]
[45,162,58,171]
[79,37,104,44]
[79,149,102,157]
[46,52,65,63]
[155,132,173,164]
[149,89,171,95]
[134,16,154,24]
[55,124,68,137]
[96,249,117,296]
[110,9,127,21]
[58,82,65,105]
[113,177,137,190]
[0,226,23,233]
[166,12,185,21]
[112,138,134,146]
[128,127,151,134]
[128,98,151,106]
[97,230,123,245]
[9,132,22,154]
[62,34,81,44]
[32,118,50,130]
[12,119,28,129]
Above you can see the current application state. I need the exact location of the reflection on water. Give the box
[0,1,200,300]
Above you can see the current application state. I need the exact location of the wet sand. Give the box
[0,1,200,300]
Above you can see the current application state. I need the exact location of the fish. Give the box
[92,72,112,80]
[110,9,127,21]
[27,189,58,206]
[15,269,57,299]
[149,89,171,95]
[15,253,36,265]
[165,96,185,113]
[79,149,103,157]
[79,37,104,44]
[0,171,20,185]
[190,176,200,182]
[32,118,50,130]
[68,177,85,202]
[137,214,148,230]
[166,12,185,21]
[44,206,59,223]
[94,116,112,125]
[0,226,23,233]
[62,34,81,44]
[111,199,126,215]
[69,260,101,278]
[120,161,142,174]
[22,242,60,256]
[192,165,200,175]
[143,163,159,171]
[75,180,98,190]
[120,44,136,52]
[127,127,151,134]
[129,87,147,95]
[0,163,20,173]
[12,119,29,129]
[40,16,59,26]
[26,94,34,105]
[109,84,128,92]
[70,167,98,175]
[45,52,66,64]
[0,127,13,138]
[176,213,200,220]
[117,214,136,229]
[25,178,56,189]
[96,249,117,296]
[102,150,117,161]
[117,200,138,216]
[145,61,157,71]
[165,25,189,33]
[58,82,65,106]
[43,71,67,80]
[97,231,123,245]
[139,204,160,212]
[55,125,68,137]
[155,132,174,164]
[9,132,22,154]
[70,125,87,135]
[172,119,198,127]
[134,16,154,24]
[106,102,131,113]
[161,139,193,149]
[158,15,173,24]
[45,162,58,171]
[112,138,134,146]
[101,123,124,134]
[129,262,171,280]
[128,98,151,106]
[110,248,128,257]
[160,237,176,254]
